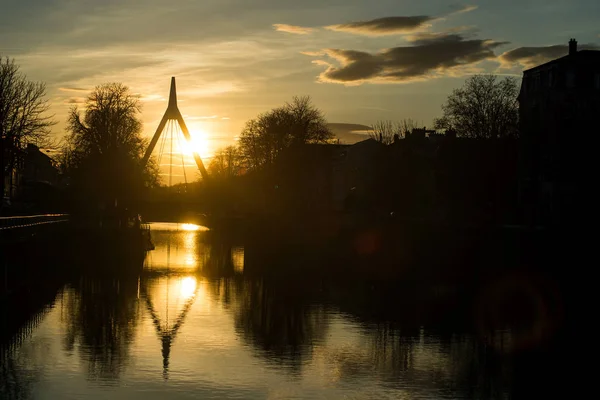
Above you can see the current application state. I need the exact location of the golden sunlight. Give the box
[179,276,197,300]
[178,125,212,159]
[180,223,204,231]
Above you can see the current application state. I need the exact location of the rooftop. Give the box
[524,39,600,73]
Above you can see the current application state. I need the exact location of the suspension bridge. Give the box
[143,77,209,186]
[1,78,211,246]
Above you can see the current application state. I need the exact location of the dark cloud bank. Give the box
[315,33,506,84]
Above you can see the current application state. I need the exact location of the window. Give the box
[595,73,600,89]
[548,70,554,87]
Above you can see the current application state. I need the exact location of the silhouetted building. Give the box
[406,127,436,141]
[332,138,386,211]
[272,143,348,213]
[518,39,600,225]
[269,139,386,214]
[22,144,60,186]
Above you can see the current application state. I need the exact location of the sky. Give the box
[2,0,599,164]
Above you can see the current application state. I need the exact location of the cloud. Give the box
[448,4,478,15]
[326,16,434,36]
[59,87,90,93]
[328,123,373,144]
[405,26,476,42]
[273,24,315,35]
[311,33,506,84]
[500,43,600,68]
[188,115,219,120]
[64,97,86,104]
[324,5,477,36]
[138,94,166,102]
[300,50,326,56]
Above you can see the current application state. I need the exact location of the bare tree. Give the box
[0,56,54,202]
[369,119,418,144]
[285,96,332,144]
[64,83,159,208]
[208,145,244,178]
[368,121,396,145]
[434,74,519,139]
[397,118,418,138]
[238,96,333,170]
[67,83,146,159]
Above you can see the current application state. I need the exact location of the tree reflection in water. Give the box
[55,223,514,397]
[61,276,141,381]
[326,324,513,399]
[1,305,52,400]
[146,225,332,374]
[231,279,330,373]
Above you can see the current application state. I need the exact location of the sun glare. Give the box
[180,223,202,231]
[179,276,197,300]
[178,127,211,159]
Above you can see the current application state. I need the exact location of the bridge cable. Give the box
[175,123,189,191]
[156,119,169,177]
[169,119,174,188]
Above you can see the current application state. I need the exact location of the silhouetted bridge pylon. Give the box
[142,77,209,183]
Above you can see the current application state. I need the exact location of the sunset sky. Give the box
[2,0,599,162]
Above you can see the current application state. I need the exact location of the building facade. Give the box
[518,39,600,226]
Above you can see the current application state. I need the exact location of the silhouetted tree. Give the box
[63,83,159,211]
[62,277,141,380]
[434,75,519,139]
[208,145,244,178]
[0,56,54,203]
[369,119,418,144]
[369,120,397,145]
[233,280,329,372]
[238,96,333,170]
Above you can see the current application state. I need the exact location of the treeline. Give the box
[207,96,333,179]
[2,51,522,225]
[202,75,521,226]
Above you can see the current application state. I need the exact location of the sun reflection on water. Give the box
[180,276,197,300]
[180,223,205,232]
[145,223,206,271]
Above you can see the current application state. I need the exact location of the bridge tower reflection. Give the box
[141,229,200,379]
[140,223,244,378]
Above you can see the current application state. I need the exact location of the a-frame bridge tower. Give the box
[142,77,209,181]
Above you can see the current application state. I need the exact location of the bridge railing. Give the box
[0,214,70,231]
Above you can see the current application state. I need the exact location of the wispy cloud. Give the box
[273,24,315,35]
[137,94,166,102]
[58,87,90,93]
[188,115,219,120]
[311,33,506,85]
[301,50,326,57]
[63,97,86,105]
[448,4,478,16]
[326,16,434,36]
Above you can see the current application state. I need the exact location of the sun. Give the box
[177,127,211,159]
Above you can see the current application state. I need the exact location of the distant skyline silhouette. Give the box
[1,0,599,155]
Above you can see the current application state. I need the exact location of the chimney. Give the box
[569,38,577,55]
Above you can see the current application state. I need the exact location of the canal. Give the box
[1,222,566,399]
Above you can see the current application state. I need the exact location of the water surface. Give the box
[1,222,519,399]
